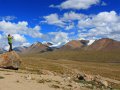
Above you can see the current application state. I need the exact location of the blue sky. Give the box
[0,0,120,49]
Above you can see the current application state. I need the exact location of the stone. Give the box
[0,51,21,70]
[77,74,85,81]
[93,75,109,88]
[25,75,32,80]
[84,74,94,82]
[40,70,54,75]
[100,80,109,88]
[67,77,71,80]
[76,74,109,88]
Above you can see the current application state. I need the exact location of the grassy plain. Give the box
[20,50,120,81]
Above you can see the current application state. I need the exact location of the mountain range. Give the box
[20,42,51,54]
[87,38,120,51]
[21,38,120,54]
[0,38,120,54]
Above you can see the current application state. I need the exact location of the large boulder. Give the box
[0,51,21,70]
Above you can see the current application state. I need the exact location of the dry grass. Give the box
[38,50,120,63]
[0,76,5,79]
[37,79,52,83]
[50,84,60,89]
[20,56,72,75]
[20,50,120,81]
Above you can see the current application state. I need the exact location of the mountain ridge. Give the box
[4,38,120,54]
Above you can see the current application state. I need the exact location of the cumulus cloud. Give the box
[43,13,65,27]
[43,11,87,30]
[50,0,100,10]
[13,34,26,43]
[43,10,120,41]
[78,11,120,41]
[3,37,31,51]
[2,34,30,51]
[0,33,28,50]
[0,20,43,49]
[48,31,69,46]
[4,46,9,51]
[62,11,87,21]
[0,20,42,38]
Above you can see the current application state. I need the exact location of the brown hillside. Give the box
[22,42,48,54]
[60,40,88,50]
[88,38,120,51]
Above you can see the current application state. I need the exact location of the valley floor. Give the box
[0,69,89,90]
[20,53,120,89]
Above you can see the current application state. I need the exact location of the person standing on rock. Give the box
[8,34,13,52]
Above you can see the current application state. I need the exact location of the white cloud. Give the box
[13,34,26,43]
[0,20,43,49]
[43,11,120,41]
[21,42,31,47]
[65,22,74,30]
[4,45,9,51]
[0,33,29,49]
[50,0,100,10]
[48,31,69,46]
[78,18,93,29]
[43,13,65,27]
[78,11,120,41]
[62,11,87,21]
[94,11,118,23]
[78,11,118,29]
[3,41,31,51]
[0,20,43,38]
[43,11,87,30]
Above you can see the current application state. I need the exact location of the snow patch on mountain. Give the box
[88,40,95,45]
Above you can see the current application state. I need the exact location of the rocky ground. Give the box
[0,68,120,90]
[0,69,90,90]
[0,51,120,90]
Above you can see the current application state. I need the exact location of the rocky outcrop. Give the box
[0,51,21,70]
[76,73,120,89]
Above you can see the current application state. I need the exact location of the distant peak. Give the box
[33,41,42,45]
[100,38,113,41]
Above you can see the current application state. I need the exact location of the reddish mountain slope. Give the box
[22,42,49,54]
[88,38,120,51]
[60,40,88,50]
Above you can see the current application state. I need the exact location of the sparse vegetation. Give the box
[20,50,120,89]
[37,79,45,83]
[0,76,5,79]
[38,50,120,63]
[37,79,52,83]
[16,80,20,83]
[50,84,60,89]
